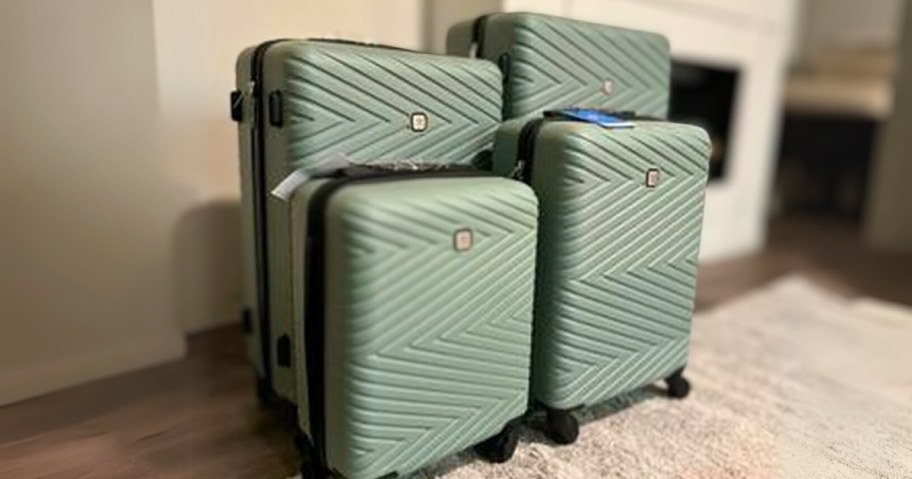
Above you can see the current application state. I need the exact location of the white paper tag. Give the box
[270,153,352,201]
[270,169,312,201]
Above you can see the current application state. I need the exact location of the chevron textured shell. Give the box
[234,40,504,402]
[493,120,710,409]
[319,177,538,478]
[448,12,671,120]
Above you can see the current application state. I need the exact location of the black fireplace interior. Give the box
[669,61,740,180]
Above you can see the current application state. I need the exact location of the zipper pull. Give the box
[248,81,257,127]
[510,160,526,180]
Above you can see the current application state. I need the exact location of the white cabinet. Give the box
[565,0,795,261]
[425,0,797,261]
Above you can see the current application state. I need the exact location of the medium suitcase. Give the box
[492,110,710,444]
[231,40,504,403]
[287,166,539,478]
[447,12,671,120]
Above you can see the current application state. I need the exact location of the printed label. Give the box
[646,169,660,188]
[454,229,473,252]
[410,112,428,132]
[270,153,352,201]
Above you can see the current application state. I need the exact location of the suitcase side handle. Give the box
[469,15,491,58]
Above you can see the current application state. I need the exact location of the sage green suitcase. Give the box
[288,166,538,478]
[492,111,710,444]
[231,40,503,404]
[447,12,671,120]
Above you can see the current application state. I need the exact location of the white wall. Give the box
[0,0,426,404]
[425,0,503,53]
[799,0,904,59]
[0,0,186,405]
[152,0,423,332]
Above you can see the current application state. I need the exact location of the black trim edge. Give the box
[242,308,253,334]
[303,168,493,470]
[515,118,548,183]
[249,39,289,390]
[277,335,292,367]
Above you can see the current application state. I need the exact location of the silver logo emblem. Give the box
[603,80,615,96]
[410,112,428,132]
[454,229,473,252]
[646,169,660,188]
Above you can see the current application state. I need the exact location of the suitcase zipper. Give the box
[514,111,663,184]
[514,117,551,183]
[468,15,512,119]
[303,167,492,471]
[469,14,491,58]
[248,38,290,391]
[246,38,483,392]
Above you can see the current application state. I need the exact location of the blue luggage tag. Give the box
[551,108,636,129]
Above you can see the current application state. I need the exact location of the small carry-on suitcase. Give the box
[287,165,539,478]
[447,12,671,120]
[492,110,710,444]
[231,40,504,404]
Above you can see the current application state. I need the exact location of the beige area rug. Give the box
[297,276,912,479]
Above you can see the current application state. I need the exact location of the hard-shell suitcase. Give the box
[492,111,710,444]
[288,166,539,478]
[231,40,504,403]
[447,12,671,120]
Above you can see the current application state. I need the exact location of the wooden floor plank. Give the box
[2,216,910,478]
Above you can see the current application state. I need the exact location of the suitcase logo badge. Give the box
[410,112,429,132]
[454,229,474,252]
[646,168,660,188]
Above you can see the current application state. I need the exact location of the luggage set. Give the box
[232,13,709,479]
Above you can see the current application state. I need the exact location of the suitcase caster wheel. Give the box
[255,377,272,405]
[295,434,317,479]
[665,368,691,399]
[300,466,334,479]
[545,408,579,445]
[293,432,311,455]
[299,461,316,479]
[298,455,331,479]
[474,424,518,463]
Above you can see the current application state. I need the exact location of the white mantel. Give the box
[427,0,797,262]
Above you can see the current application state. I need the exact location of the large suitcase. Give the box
[231,40,504,403]
[288,166,539,478]
[492,111,710,444]
[447,12,671,120]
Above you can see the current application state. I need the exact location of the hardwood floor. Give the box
[2,216,910,479]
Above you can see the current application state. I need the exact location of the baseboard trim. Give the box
[0,331,187,406]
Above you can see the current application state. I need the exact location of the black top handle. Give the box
[333,162,483,180]
[308,38,414,52]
